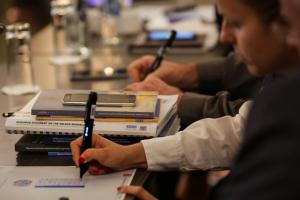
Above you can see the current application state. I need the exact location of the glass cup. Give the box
[50,0,91,69]
[1,23,40,96]
[99,0,121,45]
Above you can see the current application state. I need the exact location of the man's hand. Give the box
[127,55,199,89]
[70,134,147,175]
[127,55,156,82]
[126,75,183,96]
[117,186,158,200]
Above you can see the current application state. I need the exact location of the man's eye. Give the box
[229,21,242,28]
[223,19,242,29]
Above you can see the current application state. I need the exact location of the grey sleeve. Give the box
[196,54,262,98]
[178,91,246,127]
[177,53,262,126]
[195,56,232,90]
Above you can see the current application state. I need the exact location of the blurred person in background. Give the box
[6,0,51,34]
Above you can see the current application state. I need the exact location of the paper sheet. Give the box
[0,166,135,200]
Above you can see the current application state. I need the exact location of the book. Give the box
[36,115,160,123]
[31,90,158,119]
[14,113,180,153]
[6,93,178,137]
[128,32,206,55]
[35,99,161,123]
[14,135,144,153]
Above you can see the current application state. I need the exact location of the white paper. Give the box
[0,166,135,200]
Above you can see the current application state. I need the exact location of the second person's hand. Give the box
[125,75,183,96]
[117,186,158,200]
[127,55,199,90]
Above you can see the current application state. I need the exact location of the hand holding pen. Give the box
[147,30,177,74]
[78,91,113,178]
[79,91,98,179]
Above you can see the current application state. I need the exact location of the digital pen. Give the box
[148,30,177,73]
[80,91,97,179]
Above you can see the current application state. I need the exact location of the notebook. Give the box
[31,90,158,119]
[0,166,135,200]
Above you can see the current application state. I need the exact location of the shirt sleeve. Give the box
[141,101,252,171]
[178,91,246,126]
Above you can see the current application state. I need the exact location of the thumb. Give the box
[80,148,107,165]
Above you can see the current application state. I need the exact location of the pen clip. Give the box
[90,104,96,119]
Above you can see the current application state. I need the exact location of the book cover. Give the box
[31,90,158,119]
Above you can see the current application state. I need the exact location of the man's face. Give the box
[281,0,300,54]
[217,0,297,75]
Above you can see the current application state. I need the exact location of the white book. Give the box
[5,93,178,137]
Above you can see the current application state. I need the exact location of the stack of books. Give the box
[5,90,179,153]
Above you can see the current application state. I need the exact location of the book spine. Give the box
[48,152,72,157]
[32,110,154,119]
[5,118,158,137]
[31,110,84,117]
[94,112,154,119]
[7,129,156,137]
[36,116,159,123]
[5,119,157,133]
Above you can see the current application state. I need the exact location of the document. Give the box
[0,166,135,200]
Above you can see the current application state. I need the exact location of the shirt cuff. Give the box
[141,134,184,171]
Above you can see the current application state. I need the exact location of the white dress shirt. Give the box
[141,101,252,171]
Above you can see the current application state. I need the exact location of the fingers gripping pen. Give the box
[80,91,97,179]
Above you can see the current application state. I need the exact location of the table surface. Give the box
[0,12,219,198]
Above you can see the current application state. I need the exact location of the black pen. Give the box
[2,112,14,117]
[80,91,97,179]
[148,30,177,73]
[0,23,6,34]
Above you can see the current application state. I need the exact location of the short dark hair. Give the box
[241,0,280,24]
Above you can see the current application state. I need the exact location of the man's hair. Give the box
[241,0,281,24]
